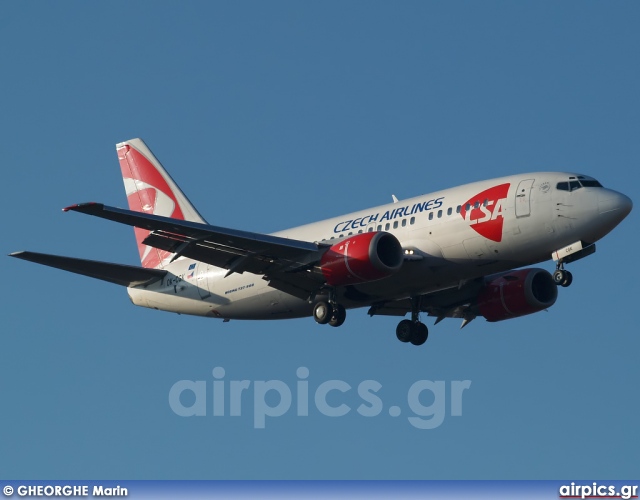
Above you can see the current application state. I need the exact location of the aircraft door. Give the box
[196,262,211,299]
[515,179,535,218]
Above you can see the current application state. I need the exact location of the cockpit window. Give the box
[557,177,603,191]
[580,180,603,188]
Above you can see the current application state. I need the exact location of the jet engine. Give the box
[320,232,403,286]
[477,268,558,322]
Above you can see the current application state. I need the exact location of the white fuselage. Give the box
[126,172,630,320]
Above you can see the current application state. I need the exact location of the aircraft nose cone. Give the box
[597,190,632,233]
[598,190,633,217]
[619,193,633,217]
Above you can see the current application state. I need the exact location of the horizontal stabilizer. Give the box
[9,251,166,287]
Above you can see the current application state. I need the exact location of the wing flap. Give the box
[9,251,166,287]
[263,273,325,301]
[367,300,412,317]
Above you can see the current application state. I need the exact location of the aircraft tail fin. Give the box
[116,138,207,269]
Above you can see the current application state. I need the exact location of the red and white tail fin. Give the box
[116,138,207,269]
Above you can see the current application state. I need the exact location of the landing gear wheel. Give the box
[328,304,346,327]
[553,269,573,287]
[313,301,333,325]
[396,320,413,343]
[561,271,573,288]
[410,322,429,346]
[553,269,566,285]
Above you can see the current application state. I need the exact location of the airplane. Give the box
[10,138,633,346]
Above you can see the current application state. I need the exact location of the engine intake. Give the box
[320,232,403,286]
[477,268,558,322]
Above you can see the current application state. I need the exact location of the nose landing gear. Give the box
[553,264,573,288]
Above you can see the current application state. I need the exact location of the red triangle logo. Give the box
[460,183,510,242]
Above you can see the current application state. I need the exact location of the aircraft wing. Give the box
[63,203,328,297]
[9,251,167,287]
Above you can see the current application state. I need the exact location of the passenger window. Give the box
[438,210,442,218]
[456,205,461,214]
[402,219,407,227]
[410,217,415,225]
[385,223,390,231]
[393,221,398,229]
[465,203,471,211]
[368,227,373,232]
[429,212,434,220]
[358,230,363,234]
[474,201,479,209]
[377,225,382,231]
[447,207,452,216]
[483,199,488,207]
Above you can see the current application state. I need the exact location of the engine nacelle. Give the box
[320,232,403,286]
[477,268,558,322]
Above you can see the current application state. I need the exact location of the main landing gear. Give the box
[396,319,428,346]
[396,296,429,346]
[553,263,573,288]
[313,291,347,328]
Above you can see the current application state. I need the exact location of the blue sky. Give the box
[1,1,638,479]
